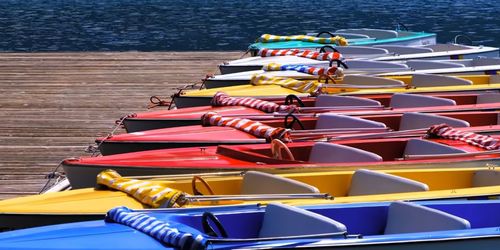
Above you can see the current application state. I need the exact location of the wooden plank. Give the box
[0,51,242,200]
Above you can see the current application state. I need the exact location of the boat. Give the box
[67,125,500,188]
[247,28,437,55]
[3,166,500,231]
[209,59,410,88]
[206,58,500,88]
[124,91,500,132]
[220,44,500,74]
[99,111,500,155]
[173,74,500,108]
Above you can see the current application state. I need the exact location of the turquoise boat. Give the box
[2,200,500,249]
[248,28,437,55]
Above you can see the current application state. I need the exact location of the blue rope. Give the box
[106,206,207,250]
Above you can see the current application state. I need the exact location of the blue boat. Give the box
[2,200,500,249]
[248,28,437,55]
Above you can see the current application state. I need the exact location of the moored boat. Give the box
[220,44,500,74]
[247,28,437,55]
[100,111,500,155]
[210,58,500,88]
[68,125,500,188]
[4,167,500,231]
[174,74,500,108]
[124,91,500,132]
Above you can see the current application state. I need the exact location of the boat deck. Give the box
[0,51,242,200]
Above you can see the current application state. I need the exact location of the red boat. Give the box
[97,111,500,155]
[123,92,500,132]
[65,127,500,189]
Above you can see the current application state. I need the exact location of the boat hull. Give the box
[63,157,500,190]
[6,200,500,249]
[248,33,437,55]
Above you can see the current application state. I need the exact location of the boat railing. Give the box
[205,231,362,244]
[126,171,246,180]
[183,193,333,203]
[401,149,500,160]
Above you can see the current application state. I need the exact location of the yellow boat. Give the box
[174,74,500,108]
[2,166,500,230]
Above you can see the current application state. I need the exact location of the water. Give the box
[0,0,498,52]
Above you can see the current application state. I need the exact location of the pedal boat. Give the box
[208,58,500,88]
[98,111,500,155]
[220,44,499,74]
[123,91,500,132]
[5,200,500,249]
[247,28,436,54]
[68,128,500,188]
[3,167,500,231]
[174,74,500,108]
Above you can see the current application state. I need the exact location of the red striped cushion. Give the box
[201,112,291,142]
[211,92,298,113]
[426,124,499,150]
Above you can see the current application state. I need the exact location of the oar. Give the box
[401,149,500,160]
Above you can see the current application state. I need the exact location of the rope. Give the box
[147,96,172,109]
[39,161,66,194]
[91,114,131,157]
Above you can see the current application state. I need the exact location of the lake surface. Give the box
[0,0,498,51]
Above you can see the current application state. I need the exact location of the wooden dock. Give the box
[0,51,242,200]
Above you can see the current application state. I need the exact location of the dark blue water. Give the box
[0,0,498,51]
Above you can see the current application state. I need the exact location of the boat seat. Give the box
[374,45,434,55]
[343,60,409,69]
[309,142,383,164]
[336,29,398,39]
[315,114,387,130]
[314,95,381,107]
[410,73,473,87]
[406,61,466,70]
[390,93,456,109]
[342,75,406,86]
[241,171,320,195]
[384,201,471,234]
[472,170,500,187]
[476,93,500,104]
[403,139,468,156]
[348,169,429,196]
[259,202,347,238]
[399,112,470,131]
[471,57,500,67]
[334,46,389,55]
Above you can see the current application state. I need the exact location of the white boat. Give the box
[219,44,499,74]
[248,28,437,55]
[208,57,500,88]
